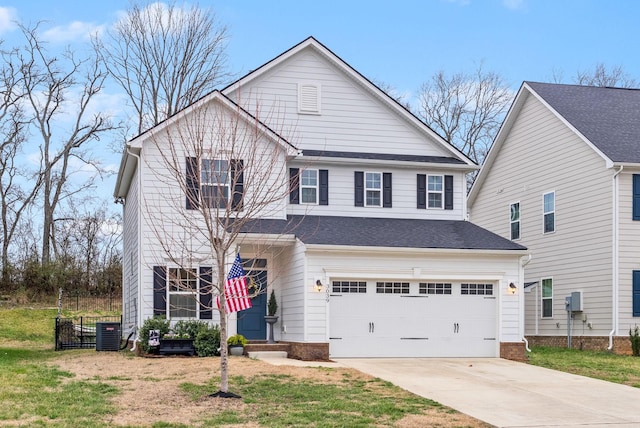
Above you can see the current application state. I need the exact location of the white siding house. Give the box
[115,37,528,360]
[468,82,640,354]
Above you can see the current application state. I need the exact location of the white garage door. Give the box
[329,280,497,358]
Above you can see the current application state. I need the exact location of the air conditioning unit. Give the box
[96,322,121,351]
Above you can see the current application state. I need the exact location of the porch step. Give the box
[247,350,288,359]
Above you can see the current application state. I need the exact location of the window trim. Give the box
[541,277,553,318]
[427,175,444,209]
[543,191,555,234]
[167,267,199,319]
[300,169,319,205]
[364,171,382,207]
[510,201,521,241]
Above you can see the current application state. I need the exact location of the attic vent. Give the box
[298,83,321,114]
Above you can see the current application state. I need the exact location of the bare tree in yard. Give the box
[16,24,117,265]
[417,64,512,166]
[97,1,230,135]
[144,95,295,395]
[575,63,638,88]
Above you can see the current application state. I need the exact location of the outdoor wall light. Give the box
[508,282,517,295]
[315,279,323,292]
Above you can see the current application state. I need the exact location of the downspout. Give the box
[127,146,143,352]
[609,165,623,350]
[521,254,532,352]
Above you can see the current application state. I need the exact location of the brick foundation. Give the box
[500,342,527,362]
[525,335,633,355]
[282,341,330,361]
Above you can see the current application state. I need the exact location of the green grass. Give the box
[529,346,640,387]
[0,308,58,347]
[181,372,443,427]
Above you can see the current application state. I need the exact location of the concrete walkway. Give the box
[332,358,640,428]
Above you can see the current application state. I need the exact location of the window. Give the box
[332,281,367,293]
[201,159,229,208]
[461,283,493,295]
[419,282,452,295]
[543,192,555,233]
[300,169,318,204]
[510,202,521,240]
[428,175,443,208]
[542,278,553,318]
[376,282,409,294]
[365,172,382,207]
[168,268,198,318]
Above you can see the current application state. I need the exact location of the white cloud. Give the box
[503,0,526,10]
[42,21,105,43]
[0,7,17,34]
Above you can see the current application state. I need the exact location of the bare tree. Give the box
[97,1,230,135]
[15,24,117,265]
[417,64,512,165]
[575,63,637,88]
[143,94,296,394]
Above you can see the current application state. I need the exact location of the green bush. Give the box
[174,319,208,339]
[227,333,247,346]
[139,317,170,353]
[194,324,221,357]
[630,326,640,356]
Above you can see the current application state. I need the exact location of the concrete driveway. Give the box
[334,358,640,428]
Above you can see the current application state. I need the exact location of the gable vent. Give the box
[298,83,321,114]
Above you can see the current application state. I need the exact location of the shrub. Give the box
[268,290,278,316]
[194,324,221,357]
[139,317,170,353]
[227,333,247,347]
[174,319,208,339]
[630,326,640,356]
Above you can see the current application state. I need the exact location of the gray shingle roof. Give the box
[527,82,640,163]
[241,215,526,251]
[302,150,468,165]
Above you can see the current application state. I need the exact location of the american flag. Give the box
[216,254,252,313]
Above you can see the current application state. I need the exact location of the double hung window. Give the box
[168,268,197,318]
[201,159,229,208]
[300,169,318,204]
[428,175,444,208]
[543,192,555,233]
[510,202,521,240]
[542,278,553,318]
[365,172,382,207]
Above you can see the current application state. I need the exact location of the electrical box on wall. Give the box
[566,291,583,312]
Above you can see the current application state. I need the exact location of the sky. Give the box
[1,0,639,204]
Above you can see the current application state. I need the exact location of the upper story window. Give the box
[510,202,521,240]
[365,172,382,207]
[201,159,230,208]
[428,175,444,208]
[300,169,318,204]
[298,83,321,114]
[541,278,553,318]
[543,191,555,233]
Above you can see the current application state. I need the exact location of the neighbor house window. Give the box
[542,278,553,318]
[201,159,229,208]
[168,268,198,318]
[510,202,521,240]
[365,172,382,207]
[543,191,555,233]
[300,169,318,204]
[428,175,444,208]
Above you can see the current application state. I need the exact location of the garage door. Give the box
[329,280,497,358]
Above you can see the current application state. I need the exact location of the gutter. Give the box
[609,165,623,350]
[521,254,532,352]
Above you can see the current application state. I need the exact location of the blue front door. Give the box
[237,268,267,340]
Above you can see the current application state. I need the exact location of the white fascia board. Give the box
[113,146,140,198]
[290,155,478,172]
[304,244,528,257]
[321,268,509,282]
[236,233,297,246]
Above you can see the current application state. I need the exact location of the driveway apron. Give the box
[334,358,640,428]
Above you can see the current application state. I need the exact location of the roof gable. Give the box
[222,37,475,167]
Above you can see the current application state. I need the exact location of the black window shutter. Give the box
[289,168,300,204]
[417,174,426,209]
[199,266,213,320]
[319,169,329,205]
[354,171,364,207]
[231,159,244,211]
[444,175,454,210]
[633,174,640,220]
[633,270,640,316]
[153,266,167,317]
[185,157,199,210]
[383,173,392,208]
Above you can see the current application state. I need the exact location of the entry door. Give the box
[237,264,267,340]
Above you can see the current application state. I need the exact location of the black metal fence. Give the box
[55,315,122,351]
[60,290,122,312]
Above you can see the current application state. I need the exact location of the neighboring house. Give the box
[468,81,640,353]
[114,37,528,360]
